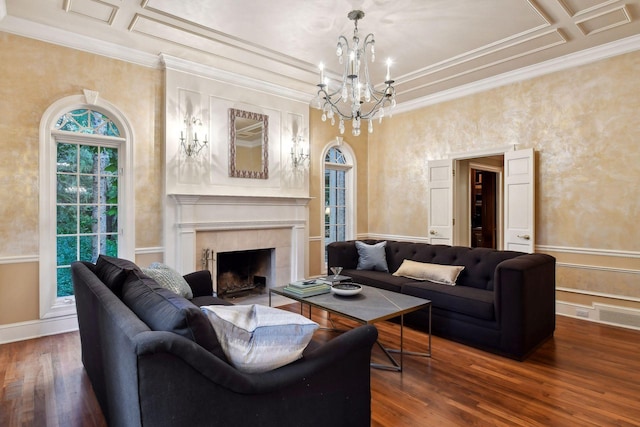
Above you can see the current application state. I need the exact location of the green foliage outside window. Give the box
[54,108,120,297]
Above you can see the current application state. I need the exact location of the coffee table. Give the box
[269,284,431,372]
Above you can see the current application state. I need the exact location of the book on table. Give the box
[284,281,330,297]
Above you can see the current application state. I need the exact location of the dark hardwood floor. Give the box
[2,310,639,426]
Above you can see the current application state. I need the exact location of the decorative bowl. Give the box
[331,283,362,296]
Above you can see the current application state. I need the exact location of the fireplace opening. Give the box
[216,248,272,297]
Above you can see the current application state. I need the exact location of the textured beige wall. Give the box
[367,51,640,313]
[308,109,369,276]
[0,33,163,325]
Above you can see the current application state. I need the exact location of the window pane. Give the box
[105,206,118,233]
[101,176,118,204]
[56,174,77,203]
[79,175,96,204]
[79,205,97,234]
[79,145,98,174]
[57,267,73,297]
[57,205,77,235]
[57,236,77,265]
[101,147,118,175]
[57,143,77,173]
[105,234,118,256]
[79,235,98,263]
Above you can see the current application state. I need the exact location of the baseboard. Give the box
[556,301,640,331]
[0,315,78,345]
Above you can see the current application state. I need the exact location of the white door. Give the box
[504,148,535,253]
[427,159,453,245]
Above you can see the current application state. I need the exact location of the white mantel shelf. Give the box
[170,194,312,206]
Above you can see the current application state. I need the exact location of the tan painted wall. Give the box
[0,33,164,325]
[367,51,640,314]
[308,109,369,276]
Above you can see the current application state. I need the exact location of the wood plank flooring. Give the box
[1,311,639,426]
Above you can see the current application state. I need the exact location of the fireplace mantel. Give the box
[165,193,310,282]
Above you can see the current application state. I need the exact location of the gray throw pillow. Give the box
[142,262,193,299]
[355,241,389,272]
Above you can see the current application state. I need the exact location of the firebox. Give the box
[215,248,272,297]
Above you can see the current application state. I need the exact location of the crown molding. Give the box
[0,15,160,68]
[160,54,312,104]
[393,33,640,115]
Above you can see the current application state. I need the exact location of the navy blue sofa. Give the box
[328,240,556,360]
[72,255,377,427]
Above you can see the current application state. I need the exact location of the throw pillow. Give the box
[201,304,319,374]
[122,270,228,361]
[355,240,389,272]
[142,262,193,299]
[95,254,141,296]
[393,259,465,286]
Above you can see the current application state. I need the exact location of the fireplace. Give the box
[215,249,272,297]
[167,194,310,294]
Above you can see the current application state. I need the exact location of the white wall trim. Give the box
[0,15,159,68]
[0,255,38,265]
[135,246,164,255]
[365,233,431,244]
[537,244,640,258]
[393,33,640,115]
[0,315,78,345]
[557,262,639,275]
[557,287,640,304]
[160,54,311,104]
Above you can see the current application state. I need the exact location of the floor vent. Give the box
[599,308,640,329]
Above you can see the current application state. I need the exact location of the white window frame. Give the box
[321,141,356,269]
[39,95,135,319]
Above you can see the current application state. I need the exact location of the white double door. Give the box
[427,148,535,253]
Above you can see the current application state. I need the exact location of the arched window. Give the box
[40,95,134,318]
[323,144,355,268]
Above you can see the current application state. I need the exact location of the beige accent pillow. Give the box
[393,260,464,286]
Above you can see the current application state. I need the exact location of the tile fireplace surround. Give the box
[166,195,310,294]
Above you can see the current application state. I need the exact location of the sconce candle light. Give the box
[180,116,208,157]
[291,135,309,169]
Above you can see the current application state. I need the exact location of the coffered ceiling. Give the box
[2,0,640,108]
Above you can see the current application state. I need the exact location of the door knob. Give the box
[430,230,437,235]
[517,234,531,240]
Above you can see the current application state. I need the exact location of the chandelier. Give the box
[312,10,396,136]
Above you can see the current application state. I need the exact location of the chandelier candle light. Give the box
[313,10,396,136]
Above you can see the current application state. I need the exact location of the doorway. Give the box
[470,169,497,248]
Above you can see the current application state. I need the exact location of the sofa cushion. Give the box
[141,262,193,299]
[95,255,141,296]
[342,269,415,293]
[401,281,495,321]
[356,240,389,272]
[201,304,318,374]
[121,270,228,362]
[393,259,464,285]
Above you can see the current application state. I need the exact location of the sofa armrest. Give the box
[134,325,378,426]
[494,253,556,359]
[183,270,214,297]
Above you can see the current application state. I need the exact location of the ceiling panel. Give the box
[2,0,640,106]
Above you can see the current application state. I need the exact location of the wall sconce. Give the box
[180,116,208,157]
[291,135,309,169]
